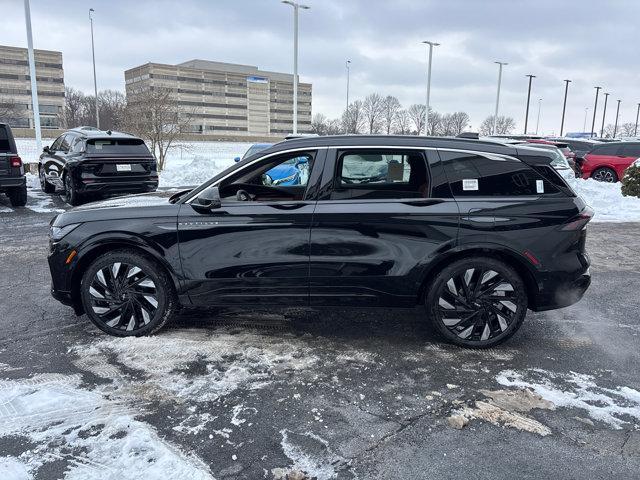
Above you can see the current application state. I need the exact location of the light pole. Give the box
[613,99,621,138]
[600,92,609,138]
[635,103,640,137]
[282,0,309,135]
[560,79,571,136]
[583,107,589,133]
[23,0,41,155]
[345,59,350,133]
[89,8,99,129]
[422,40,439,135]
[591,86,602,138]
[493,61,507,135]
[535,98,542,135]
[523,74,535,134]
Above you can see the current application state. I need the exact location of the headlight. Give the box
[50,223,81,242]
[273,173,297,185]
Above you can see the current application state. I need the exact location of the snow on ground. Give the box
[13,138,640,222]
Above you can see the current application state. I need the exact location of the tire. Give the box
[39,166,55,193]
[80,249,178,336]
[8,186,27,207]
[591,167,618,183]
[425,257,528,348]
[63,173,81,206]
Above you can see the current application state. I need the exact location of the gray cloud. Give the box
[2,0,638,134]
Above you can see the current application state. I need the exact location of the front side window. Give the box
[59,134,73,152]
[50,134,64,151]
[332,150,429,200]
[440,151,558,196]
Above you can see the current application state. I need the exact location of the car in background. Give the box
[546,137,601,158]
[0,123,27,207]
[516,143,575,180]
[39,127,158,206]
[234,142,309,186]
[581,142,640,182]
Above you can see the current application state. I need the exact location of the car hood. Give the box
[52,191,178,227]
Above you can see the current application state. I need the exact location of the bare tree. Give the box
[393,109,411,134]
[342,100,364,134]
[602,124,616,138]
[63,87,88,128]
[124,87,194,171]
[618,122,637,137]
[98,90,127,131]
[442,112,470,136]
[381,95,401,134]
[479,115,516,135]
[408,104,426,134]
[362,93,385,134]
[326,118,343,135]
[311,113,328,135]
[425,109,443,136]
[0,97,24,125]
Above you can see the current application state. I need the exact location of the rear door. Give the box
[617,143,640,177]
[308,147,459,307]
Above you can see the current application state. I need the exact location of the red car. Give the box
[581,142,640,182]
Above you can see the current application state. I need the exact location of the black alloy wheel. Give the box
[426,257,527,348]
[63,174,81,206]
[81,250,176,336]
[39,167,55,193]
[591,167,618,183]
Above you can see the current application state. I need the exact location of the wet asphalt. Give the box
[0,189,639,479]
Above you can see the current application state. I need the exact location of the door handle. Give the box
[401,199,444,207]
[271,203,307,210]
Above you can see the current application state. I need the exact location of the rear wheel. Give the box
[591,167,618,183]
[8,186,27,207]
[39,166,55,193]
[426,257,528,348]
[80,250,177,336]
[63,173,81,206]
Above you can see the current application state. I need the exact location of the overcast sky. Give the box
[2,0,639,134]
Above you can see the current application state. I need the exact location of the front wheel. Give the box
[591,167,618,183]
[80,250,177,336]
[39,166,55,193]
[426,257,528,348]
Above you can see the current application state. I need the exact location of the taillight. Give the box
[561,207,594,231]
[10,156,22,168]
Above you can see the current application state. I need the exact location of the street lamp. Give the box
[493,61,508,135]
[613,99,621,138]
[535,98,542,135]
[421,40,440,135]
[600,92,609,138]
[560,79,571,137]
[523,74,536,134]
[23,0,41,154]
[282,0,309,135]
[345,60,350,133]
[635,103,640,137]
[89,8,99,129]
[583,107,589,132]
[591,86,602,138]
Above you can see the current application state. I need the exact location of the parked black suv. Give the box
[39,127,158,205]
[0,123,27,207]
[48,135,592,348]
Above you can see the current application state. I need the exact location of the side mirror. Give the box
[194,186,222,211]
[234,156,241,163]
[43,146,50,154]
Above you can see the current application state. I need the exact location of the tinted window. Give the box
[591,144,620,156]
[620,144,640,158]
[332,150,429,200]
[86,138,151,154]
[60,134,73,152]
[50,134,64,152]
[440,151,557,196]
[243,144,272,159]
[0,126,11,152]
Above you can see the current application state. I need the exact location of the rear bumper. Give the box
[77,176,158,194]
[0,176,26,189]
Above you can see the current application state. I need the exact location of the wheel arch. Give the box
[69,236,180,315]
[416,246,540,307]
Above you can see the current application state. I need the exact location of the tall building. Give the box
[0,44,65,129]
[125,59,312,137]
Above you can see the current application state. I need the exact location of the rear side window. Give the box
[620,144,640,158]
[0,126,13,152]
[86,138,151,154]
[591,144,620,156]
[439,151,558,196]
[332,150,430,200]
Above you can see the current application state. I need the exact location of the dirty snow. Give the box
[496,369,640,429]
[567,176,640,222]
[0,373,214,479]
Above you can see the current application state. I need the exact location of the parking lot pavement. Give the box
[1,195,639,480]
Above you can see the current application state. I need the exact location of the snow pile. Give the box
[568,177,640,222]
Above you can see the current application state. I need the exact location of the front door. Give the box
[309,147,459,307]
[178,148,325,306]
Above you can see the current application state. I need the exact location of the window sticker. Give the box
[462,179,479,191]
[536,179,544,193]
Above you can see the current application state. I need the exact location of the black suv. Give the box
[39,127,158,205]
[0,123,27,207]
[48,135,592,348]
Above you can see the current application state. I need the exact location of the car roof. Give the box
[66,126,139,140]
